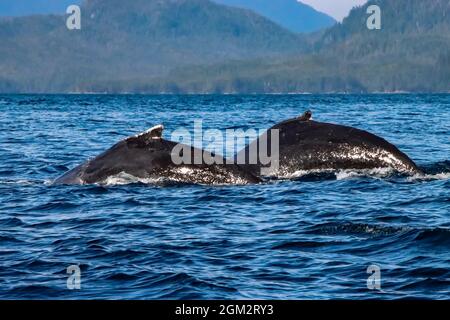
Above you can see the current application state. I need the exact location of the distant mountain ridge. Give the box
[137,0,450,93]
[0,0,448,93]
[0,0,306,92]
[0,0,336,33]
[212,0,336,33]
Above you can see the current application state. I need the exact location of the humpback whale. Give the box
[53,125,260,185]
[235,111,421,177]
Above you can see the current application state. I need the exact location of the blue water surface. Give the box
[0,94,449,299]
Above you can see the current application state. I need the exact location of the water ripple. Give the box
[0,94,449,299]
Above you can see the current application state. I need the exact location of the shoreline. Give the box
[1,91,449,96]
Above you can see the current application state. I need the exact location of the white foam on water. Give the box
[407,172,450,182]
[283,167,450,182]
[279,167,396,180]
[0,179,38,186]
[43,179,54,186]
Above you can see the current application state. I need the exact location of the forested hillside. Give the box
[0,0,448,93]
[0,0,305,92]
[213,0,336,33]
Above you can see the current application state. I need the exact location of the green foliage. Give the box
[0,0,448,93]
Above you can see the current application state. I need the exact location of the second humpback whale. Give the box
[53,125,260,185]
[235,111,421,177]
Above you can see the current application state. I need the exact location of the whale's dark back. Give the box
[53,137,261,185]
[236,118,421,176]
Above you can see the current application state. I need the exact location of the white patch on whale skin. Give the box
[335,168,394,180]
[269,143,416,179]
[174,167,195,175]
[327,145,411,171]
[285,168,333,179]
[98,169,252,186]
[170,166,252,185]
[100,172,167,186]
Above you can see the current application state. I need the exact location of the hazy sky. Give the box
[301,0,368,21]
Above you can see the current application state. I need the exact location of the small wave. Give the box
[283,167,396,181]
[414,228,450,246]
[307,222,411,237]
[105,272,141,281]
[0,235,25,243]
[279,165,450,182]
[420,160,450,174]
[398,278,450,292]
[408,160,450,181]
[0,179,40,186]
[272,240,338,250]
[97,249,148,260]
[25,201,79,212]
[0,217,26,227]
[8,284,61,297]
[308,222,450,246]
[407,172,450,182]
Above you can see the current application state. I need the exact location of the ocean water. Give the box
[0,94,449,300]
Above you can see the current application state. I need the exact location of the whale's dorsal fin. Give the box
[298,110,312,121]
[130,124,164,143]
